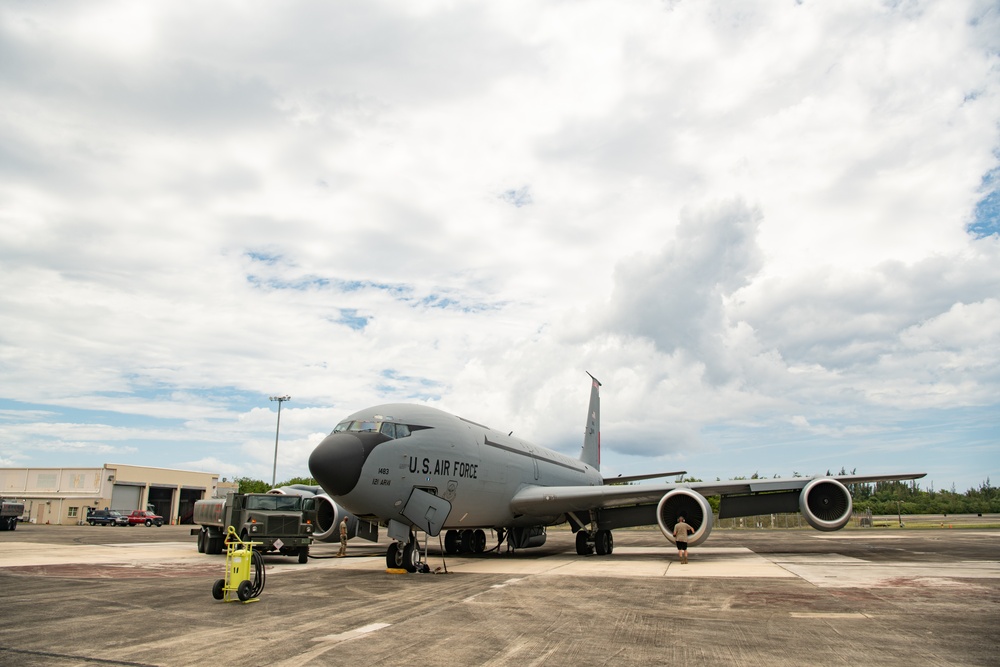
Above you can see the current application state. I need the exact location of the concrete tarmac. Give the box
[0,524,997,666]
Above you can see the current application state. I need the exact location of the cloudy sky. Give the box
[1,0,997,493]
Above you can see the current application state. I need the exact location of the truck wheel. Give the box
[237,580,253,602]
[197,531,206,553]
[297,547,309,564]
[89,521,96,526]
[212,579,225,600]
[145,519,152,527]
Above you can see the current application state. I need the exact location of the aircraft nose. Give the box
[308,432,382,497]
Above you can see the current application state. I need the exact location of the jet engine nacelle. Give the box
[799,478,853,532]
[656,489,714,547]
[269,485,355,543]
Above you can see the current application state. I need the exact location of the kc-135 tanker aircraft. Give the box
[272,374,925,571]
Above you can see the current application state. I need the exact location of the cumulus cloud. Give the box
[0,1,997,489]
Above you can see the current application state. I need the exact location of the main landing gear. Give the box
[575,529,614,555]
[443,529,488,555]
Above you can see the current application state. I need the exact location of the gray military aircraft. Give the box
[285,374,924,571]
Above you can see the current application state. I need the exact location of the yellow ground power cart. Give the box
[212,526,265,603]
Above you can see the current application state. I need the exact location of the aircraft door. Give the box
[401,487,452,537]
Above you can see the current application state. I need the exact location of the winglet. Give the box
[580,372,601,470]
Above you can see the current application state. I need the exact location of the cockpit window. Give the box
[330,420,412,439]
[349,420,378,432]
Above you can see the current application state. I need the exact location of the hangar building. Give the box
[0,464,234,525]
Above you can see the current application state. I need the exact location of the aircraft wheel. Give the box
[212,579,225,600]
[460,530,474,553]
[402,541,419,573]
[473,529,487,554]
[237,580,253,602]
[595,529,613,556]
[575,531,593,555]
[386,542,405,569]
[444,530,459,554]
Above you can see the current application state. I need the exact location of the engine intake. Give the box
[656,489,713,547]
[270,485,349,542]
[799,478,852,531]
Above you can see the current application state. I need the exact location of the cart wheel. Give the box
[212,579,225,600]
[237,580,253,602]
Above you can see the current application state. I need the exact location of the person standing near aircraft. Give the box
[673,516,693,564]
[337,517,348,557]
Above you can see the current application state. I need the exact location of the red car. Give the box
[126,510,164,527]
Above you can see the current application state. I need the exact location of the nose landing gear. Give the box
[386,537,421,572]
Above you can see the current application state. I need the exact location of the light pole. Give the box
[269,395,291,488]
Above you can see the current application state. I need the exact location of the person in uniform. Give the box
[337,517,348,557]
[673,516,693,564]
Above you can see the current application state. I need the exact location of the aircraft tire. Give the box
[595,530,613,556]
[402,541,419,573]
[473,529,487,553]
[460,530,474,553]
[575,531,592,555]
[444,530,459,554]
[386,542,404,569]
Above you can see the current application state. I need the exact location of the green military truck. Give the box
[1,498,25,530]
[192,492,316,563]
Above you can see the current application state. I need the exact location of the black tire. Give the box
[237,580,253,602]
[595,529,613,556]
[402,542,419,573]
[473,529,487,553]
[89,521,96,526]
[197,530,206,554]
[460,530,473,553]
[9,518,15,531]
[144,519,152,527]
[155,521,162,527]
[297,547,309,564]
[212,579,225,600]
[386,542,403,569]
[444,530,459,554]
[575,531,592,555]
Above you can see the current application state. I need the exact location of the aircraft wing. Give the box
[510,472,926,516]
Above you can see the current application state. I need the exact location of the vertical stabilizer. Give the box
[580,373,601,470]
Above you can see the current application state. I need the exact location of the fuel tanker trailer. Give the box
[192,493,315,563]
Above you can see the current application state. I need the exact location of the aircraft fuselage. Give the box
[309,403,601,530]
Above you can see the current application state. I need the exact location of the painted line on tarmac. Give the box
[313,622,391,643]
[464,577,524,603]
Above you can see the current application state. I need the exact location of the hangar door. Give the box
[177,487,204,524]
[111,483,142,511]
[147,485,175,520]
